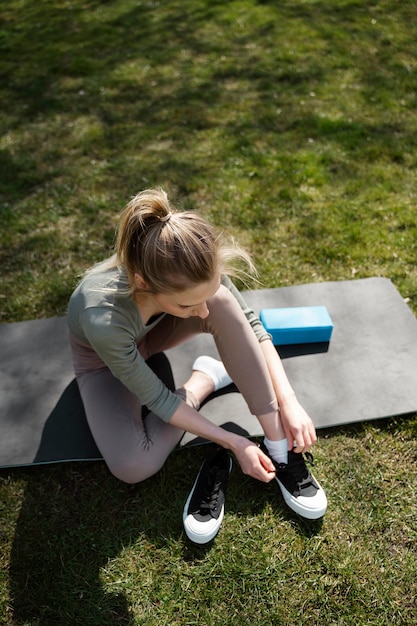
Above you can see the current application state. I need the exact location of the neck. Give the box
[134,291,161,325]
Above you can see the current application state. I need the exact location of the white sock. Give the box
[192,356,233,391]
[263,436,288,464]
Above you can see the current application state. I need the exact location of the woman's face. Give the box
[152,275,221,319]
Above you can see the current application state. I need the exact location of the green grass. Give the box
[1,0,417,624]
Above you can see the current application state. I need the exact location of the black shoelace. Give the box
[199,469,221,512]
[277,451,314,484]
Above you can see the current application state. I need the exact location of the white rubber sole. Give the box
[275,476,328,520]
[183,455,232,544]
[183,506,225,544]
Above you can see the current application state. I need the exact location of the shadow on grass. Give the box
[8,464,137,626]
[8,444,324,624]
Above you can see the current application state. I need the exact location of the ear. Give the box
[134,273,148,290]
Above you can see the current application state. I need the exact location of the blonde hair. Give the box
[88,189,255,294]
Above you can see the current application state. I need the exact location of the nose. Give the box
[194,302,209,319]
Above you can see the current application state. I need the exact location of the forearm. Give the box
[169,400,241,451]
[169,400,276,482]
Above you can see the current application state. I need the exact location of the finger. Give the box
[303,425,317,451]
[293,429,307,453]
[259,450,276,473]
[262,469,276,483]
[257,464,276,483]
[294,431,315,454]
[284,427,296,452]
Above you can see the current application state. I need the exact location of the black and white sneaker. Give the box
[183,448,232,544]
[261,444,327,520]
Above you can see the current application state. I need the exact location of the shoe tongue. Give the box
[206,465,219,486]
[289,454,309,481]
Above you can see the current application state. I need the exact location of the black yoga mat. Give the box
[1,278,416,466]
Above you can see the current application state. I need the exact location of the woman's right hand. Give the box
[230,436,276,483]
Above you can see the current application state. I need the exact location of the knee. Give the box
[207,285,242,322]
[107,455,164,485]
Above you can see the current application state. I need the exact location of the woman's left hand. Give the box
[278,396,317,454]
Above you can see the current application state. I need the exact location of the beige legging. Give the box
[71,285,278,483]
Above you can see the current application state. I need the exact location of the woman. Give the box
[68,189,327,543]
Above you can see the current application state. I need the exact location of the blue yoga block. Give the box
[260,306,334,345]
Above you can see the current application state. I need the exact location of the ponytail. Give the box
[88,189,256,295]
